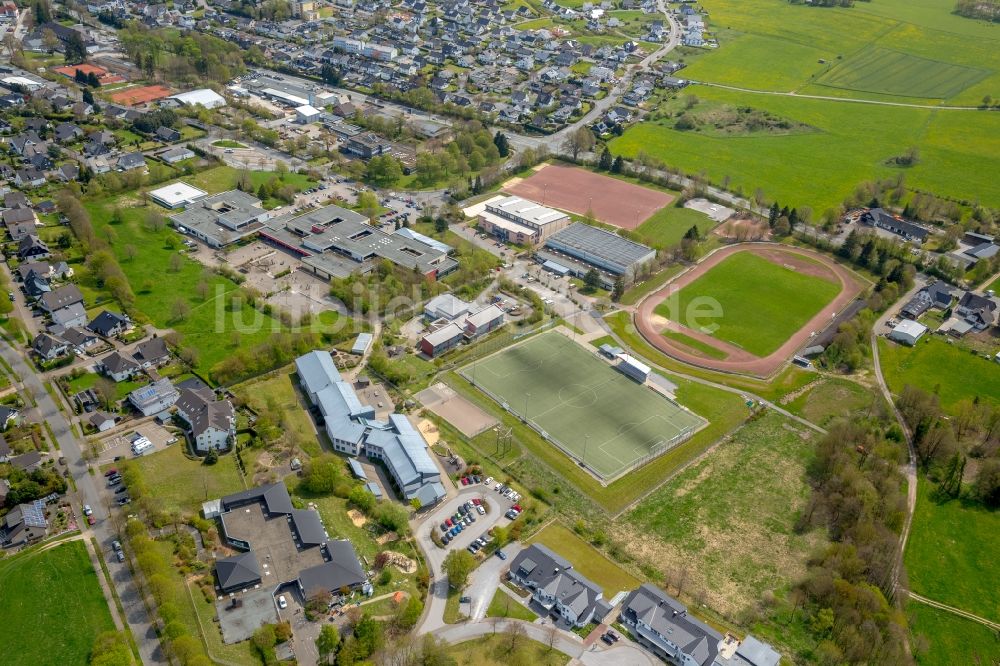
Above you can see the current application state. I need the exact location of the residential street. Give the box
[0,340,166,665]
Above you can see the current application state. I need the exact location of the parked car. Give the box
[459,596,470,603]
[117,497,130,505]
[116,550,125,563]
[467,544,478,554]
[104,469,118,477]
[495,550,507,560]
[82,504,92,516]
[601,633,615,645]
[476,506,486,515]
[112,540,121,551]
[277,595,288,609]
[115,486,128,495]
[87,514,96,525]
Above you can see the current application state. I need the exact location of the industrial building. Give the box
[295,351,445,506]
[888,320,927,346]
[259,204,458,280]
[540,222,655,286]
[168,88,226,109]
[477,195,569,245]
[169,190,270,248]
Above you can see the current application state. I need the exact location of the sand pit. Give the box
[348,509,367,527]
[381,551,417,574]
[504,163,673,229]
[417,419,440,445]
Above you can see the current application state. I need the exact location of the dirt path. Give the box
[698,82,984,110]
[635,243,866,377]
[905,590,1000,631]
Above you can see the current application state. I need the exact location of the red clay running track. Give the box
[635,243,866,378]
[504,164,673,229]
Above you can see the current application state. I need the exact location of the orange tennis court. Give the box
[108,85,174,106]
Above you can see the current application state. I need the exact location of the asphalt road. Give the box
[0,341,165,665]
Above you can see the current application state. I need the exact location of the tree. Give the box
[434,217,448,233]
[64,31,87,65]
[768,202,780,228]
[563,127,595,160]
[442,549,475,589]
[684,224,700,241]
[170,298,191,322]
[94,376,116,410]
[504,623,527,654]
[125,244,138,261]
[598,147,613,170]
[611,276,625,302]
[972,459,1000,508]
[612,155,625,174]
[366,155,403,187]
[316,624,340,664]
[583,268,601,292]
[493,131,510,157]
[41,28,59,53]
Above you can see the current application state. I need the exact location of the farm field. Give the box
[815,46,988,100]
[610,88,1000,213]
[621,412,827,619]
[460,331,705,481]
[877,337,1000,413]
[527,522,641,595]
[909,602,1000,666]
[85,195,287,379]
[0,540,116,666]
[654,250,841,357]
[122,443,250,514]
[904,481,1000,621]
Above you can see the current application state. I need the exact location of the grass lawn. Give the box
[816,46,988,99]
[486,589,538,621]
[619,264,684,306]
[65,371,146,402]
[909,602,1000,666]
[661,329,728,360]
[232,366,323,457]
[784,377,879,427]
[444,634,569,666]
[655,251,841,357]
[635,205,716,249]
[186,165,316,198]
[878,336,1000,413]
[0,540,115,666]
[211,140,248,148]
[124,443,249,514]
[904,481,1000,621]
[985,275,1000,294]
[85,195,286,378]
[527,522,640,594]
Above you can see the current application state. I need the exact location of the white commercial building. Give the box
[295,104,321,123]
[149,182,208,209]
[169,89,226,109]
[888,320,927,346]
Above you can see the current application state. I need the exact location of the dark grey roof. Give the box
[621,584,722,666]
[545,222,655,275]
[88,310,130,336]
[298,540,365,596]
[290,509,327,546]
[38,284,83,311]
[221,482,295,515]
[134,337,170,364]
[215,551,261,590]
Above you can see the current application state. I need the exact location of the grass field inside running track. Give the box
[461,331,705,481]
[0,540,116,666]
[655,251,841,357]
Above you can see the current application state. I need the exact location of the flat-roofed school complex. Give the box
[261,204,458,280]
[170,190,270,247]
[149,181,208,209]
[477,195,570,245]
[540,222,655,285]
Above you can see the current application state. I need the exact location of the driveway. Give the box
[464,542,524,622]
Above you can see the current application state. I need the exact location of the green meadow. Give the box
[611,0,1000,210]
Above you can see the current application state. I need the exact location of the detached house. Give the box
[17,234,50,260]
[97,350,140,382]
[87,310,132,338]
[38,284,83,314]
[175,387,235,453]
[507,544,609,628]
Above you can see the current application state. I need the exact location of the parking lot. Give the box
[96,420,180,465]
